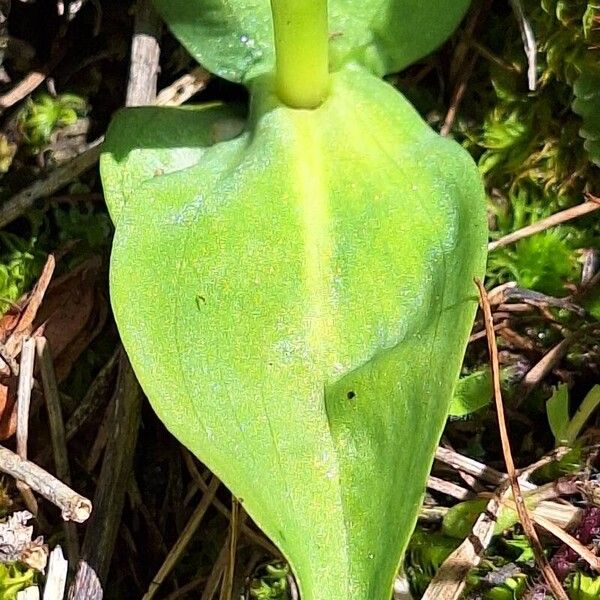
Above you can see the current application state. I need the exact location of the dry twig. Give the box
[0,445,91,521]
[489,197,600,251]
[16,338,37,515]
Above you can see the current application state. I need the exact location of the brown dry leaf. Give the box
[0,379,17,440]
[32,256,106,382]
[0,255,56,439]
[0,255,55,354]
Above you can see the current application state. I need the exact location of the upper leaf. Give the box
[101,65,486,600]
[151,0,471,82]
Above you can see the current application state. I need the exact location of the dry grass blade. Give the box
[36,337,79,564]
[488,197,600,251]
[201,534,231,600]
[508,0,537,90]
[182,450,279,556]
[0,71,45,110]
[475,278,568,600]
[220,499,240,600]
[434,446,536,491]
[143,475,221,600]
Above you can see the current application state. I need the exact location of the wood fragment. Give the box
[476,278,568,600]
[427,475,475,501]
[155,67,211,106]
[0,445,91,521]
[16,337,38,516]
[85,395,115,472]
[435,446,536,491]
[65,348,119,442]
[43,546,68,600]
[489,198,600,251]
[80,353,142,585]
[422,487,507,600]
[521,334,577,396]
[143,476,221,600]
[0,140,103,230]
[68,561,103,600]
[126,0,162,107]
[17,587,39,600]
[0,71,45,109]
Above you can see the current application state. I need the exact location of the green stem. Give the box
[270,0,330,109]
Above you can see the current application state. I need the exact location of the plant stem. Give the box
[270,0,329,109]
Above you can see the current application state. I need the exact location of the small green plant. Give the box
[246,562,291,600]
[0,232,45,313]
[0,563,35,599]
[18,93,87,152]
[100,1,487,598]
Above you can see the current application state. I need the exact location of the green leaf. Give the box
[101,65,486,600]
[151,0,471,82]
[442,499,520,539]
[567,572,600,600]
[448,368,493,417]
[546,384,600,446]
[546,384,570,445]
[565,385,600,445]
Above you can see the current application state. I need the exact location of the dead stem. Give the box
[476,278,568,600]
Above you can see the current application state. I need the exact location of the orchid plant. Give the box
[100,1,488,598]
